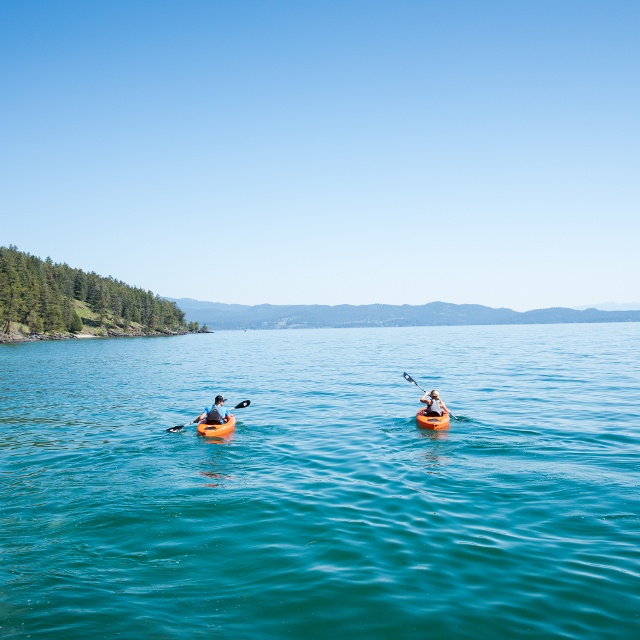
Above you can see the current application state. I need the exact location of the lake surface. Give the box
[1,324,639,639]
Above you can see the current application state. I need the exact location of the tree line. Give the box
[0,245,188,335]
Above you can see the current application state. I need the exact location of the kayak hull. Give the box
[197,414,236,437]
[416,409,450,431]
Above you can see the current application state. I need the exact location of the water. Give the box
[1,324,639,639]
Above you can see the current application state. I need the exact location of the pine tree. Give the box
[69,310,83,333]
[0,245,188,336]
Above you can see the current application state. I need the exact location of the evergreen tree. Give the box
[0,245,187,336]
[28,311,44,334]
[69,310,83,333]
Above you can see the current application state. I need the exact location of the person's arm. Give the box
[420,392,431,405]
[441,401,449,414]
[196,406,209,423]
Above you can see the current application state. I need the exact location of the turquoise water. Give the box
[2,324,639,639]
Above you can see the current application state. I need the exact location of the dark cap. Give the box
[215,395,227,403]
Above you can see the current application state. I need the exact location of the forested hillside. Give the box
[0,245,188,339]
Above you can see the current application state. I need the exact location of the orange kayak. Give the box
[415,409,450,431]
[197,414,236,437]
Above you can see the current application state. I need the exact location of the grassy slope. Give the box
[72,300,149,336]
[3,300,161,339]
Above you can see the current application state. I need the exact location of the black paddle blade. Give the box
[166,418,198,433]
[234,400,251,409]
[403,372,416,384]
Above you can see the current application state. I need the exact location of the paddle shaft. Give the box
[403,372,426,393]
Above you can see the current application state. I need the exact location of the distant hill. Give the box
[574,302,640,311]
[167,298,640,330]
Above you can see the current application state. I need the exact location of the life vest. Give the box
[426,399,443,415]
[206,405,226,424]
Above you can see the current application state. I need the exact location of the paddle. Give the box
[403,372,426,393]
[402,372,459,420]
[167,400,251,432]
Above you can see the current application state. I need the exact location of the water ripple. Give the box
[2,325,640,639]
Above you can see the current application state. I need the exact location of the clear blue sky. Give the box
[1,1,638,310]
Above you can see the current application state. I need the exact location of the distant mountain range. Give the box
[574,302,640,311]
[166,299,640,330]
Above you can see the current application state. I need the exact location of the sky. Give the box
[1,0,638,311]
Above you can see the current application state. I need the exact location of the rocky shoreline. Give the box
[0,328,191,344]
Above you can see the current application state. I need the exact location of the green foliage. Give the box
[0,245,187,335]
[28,311,44,334]
[69,310,83,333]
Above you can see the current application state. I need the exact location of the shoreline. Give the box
[0,329,192,344]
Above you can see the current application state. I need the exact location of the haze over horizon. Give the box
[168,296,640,313]
[2,1,638,312]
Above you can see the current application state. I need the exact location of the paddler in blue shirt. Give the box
[197,395,230,425]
